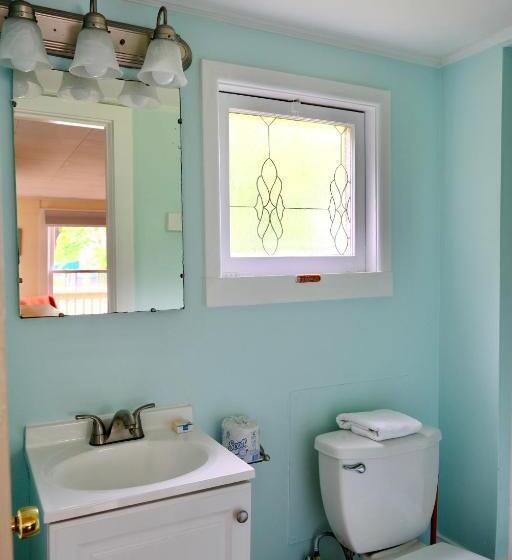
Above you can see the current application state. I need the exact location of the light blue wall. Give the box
[1,3,442,560]
[496,47,512,560]
[439,48,504,557]
[133,107,184,310]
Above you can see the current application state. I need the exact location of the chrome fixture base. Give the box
[0,1,192,70]
[7,0,36,21]
[83,14,107,32]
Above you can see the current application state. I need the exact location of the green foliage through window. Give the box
[53,227,107,270]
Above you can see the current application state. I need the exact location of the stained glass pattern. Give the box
[229,112,353,258]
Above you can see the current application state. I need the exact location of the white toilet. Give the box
[314,426,487,559]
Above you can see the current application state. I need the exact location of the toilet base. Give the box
[363,542,489,560]
[361,539,426,560]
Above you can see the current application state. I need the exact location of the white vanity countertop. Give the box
[26,406,255,523]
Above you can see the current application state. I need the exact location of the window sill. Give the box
[205,271,393,307]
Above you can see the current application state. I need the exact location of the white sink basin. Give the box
[26,406,255,523]
[50,440,209,491]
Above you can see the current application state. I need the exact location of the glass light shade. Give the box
[118,81,161,109]
[13,70,43,99]
[138,39,187,88]
[58,72,103,103]
[0,17,51,72]
[70,28,122,79]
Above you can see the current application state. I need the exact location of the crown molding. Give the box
[129,0,512,69]
[127,0,442,67]
[442,25,512,66]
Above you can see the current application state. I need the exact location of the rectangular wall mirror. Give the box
[13,69,184,318]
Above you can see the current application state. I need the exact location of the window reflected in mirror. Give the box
[49,225,108,315]
[14,69,184,318]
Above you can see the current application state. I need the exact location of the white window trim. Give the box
[44,212,108,297]
[202,60,392,307]
[40,210,107,296]
[219,93,366,275]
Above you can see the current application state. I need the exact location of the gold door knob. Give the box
[11,506,40,539]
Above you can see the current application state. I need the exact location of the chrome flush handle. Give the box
[343,463,366,474]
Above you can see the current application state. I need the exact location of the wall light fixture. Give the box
[138,7,187,89]
[69,0,122,79]
[0,0,51,72]
[119,80,161,109]
[0,1,192,89]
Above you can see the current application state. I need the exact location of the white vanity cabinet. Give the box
[48,483,251,560]
[27,406,255,560]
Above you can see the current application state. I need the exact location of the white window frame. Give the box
[220,93,366,275]
[45,213,108,307]
[202,60,392,307]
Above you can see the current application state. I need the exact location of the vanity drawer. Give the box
[48,482,251,560]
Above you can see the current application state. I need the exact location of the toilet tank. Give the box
[314,427,441,554]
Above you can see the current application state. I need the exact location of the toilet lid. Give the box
[399,544,488,560]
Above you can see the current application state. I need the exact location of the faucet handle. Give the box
[131,403,155,438]
[75,414,106,446]
[133,403,155,420]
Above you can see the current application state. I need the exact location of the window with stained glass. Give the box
[220,93,366,276]
[203,61,391,306]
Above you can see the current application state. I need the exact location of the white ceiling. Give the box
[151,0,512,65]
[14,119,106,201]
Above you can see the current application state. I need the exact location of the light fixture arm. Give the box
[153,6,177,41]
[157,6,167,26]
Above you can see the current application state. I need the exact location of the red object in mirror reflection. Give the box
[20,295,58,309]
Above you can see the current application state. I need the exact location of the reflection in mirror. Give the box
[14,69,184,318]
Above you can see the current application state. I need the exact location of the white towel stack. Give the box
[336,409,423,442]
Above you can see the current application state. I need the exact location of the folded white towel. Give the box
[336,409,423,441]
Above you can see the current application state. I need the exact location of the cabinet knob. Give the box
[236,510,249,524]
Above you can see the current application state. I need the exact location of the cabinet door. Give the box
[49,483,251,560]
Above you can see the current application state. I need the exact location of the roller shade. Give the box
[45,210,106,227]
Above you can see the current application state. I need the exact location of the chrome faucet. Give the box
[76,403,155,446]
